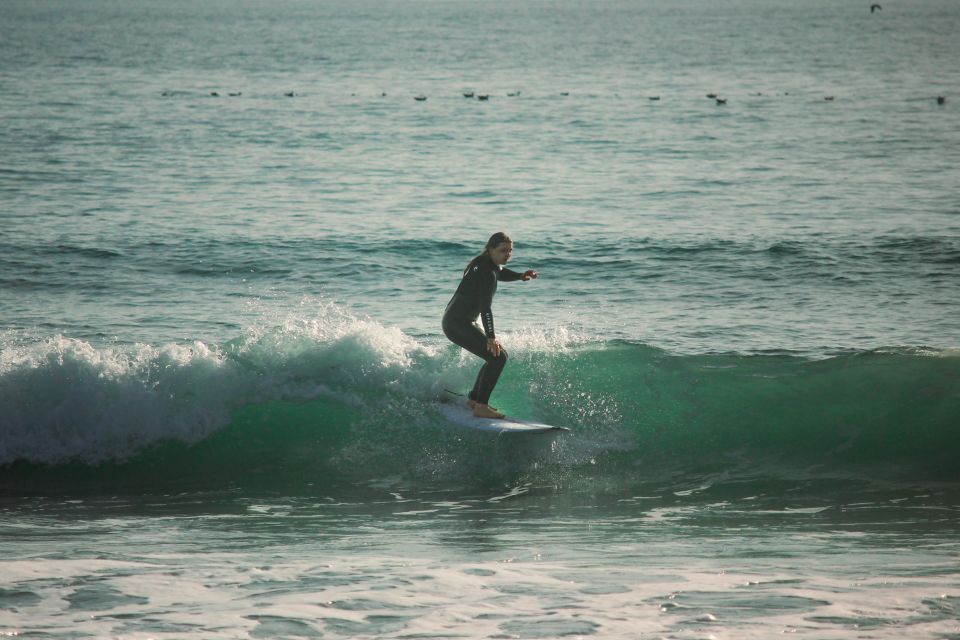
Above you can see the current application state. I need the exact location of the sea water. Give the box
[2,0,959,638]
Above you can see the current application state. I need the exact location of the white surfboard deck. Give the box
[436,400,570,435]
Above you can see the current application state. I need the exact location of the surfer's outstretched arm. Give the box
[498,267,539,282]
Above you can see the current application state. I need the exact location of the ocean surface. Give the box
[2,0,959,638]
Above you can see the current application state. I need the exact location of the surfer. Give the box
[443,232,538,419]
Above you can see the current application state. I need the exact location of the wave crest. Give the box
[1,306,958,486]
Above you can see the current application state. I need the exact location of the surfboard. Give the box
[437,392,570,434]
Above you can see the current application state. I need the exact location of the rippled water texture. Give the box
[2,486,960,639]
[2,0,958,353]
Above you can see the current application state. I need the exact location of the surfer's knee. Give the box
[494,348,508,366]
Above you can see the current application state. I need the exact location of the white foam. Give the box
[0,336,247,465]
[0,301,601,466]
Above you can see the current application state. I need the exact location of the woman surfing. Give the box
[442,232,538,419]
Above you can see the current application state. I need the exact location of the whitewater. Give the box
[2,0,960,637]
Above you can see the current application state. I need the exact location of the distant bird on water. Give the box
[937,96,946,105]
[870,3,882,12]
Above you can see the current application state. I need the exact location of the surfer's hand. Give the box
[522,269,539,281]
[487,338,501,357]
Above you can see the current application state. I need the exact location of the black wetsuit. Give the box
[442,254,524,405]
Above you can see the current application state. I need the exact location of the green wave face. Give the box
[3,331,958,494]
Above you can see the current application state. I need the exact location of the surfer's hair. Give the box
[464,232,513,275]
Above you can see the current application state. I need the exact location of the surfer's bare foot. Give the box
[467,398,503,413]
[473,403,505,419]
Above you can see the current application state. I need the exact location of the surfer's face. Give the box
[489,241,513,265]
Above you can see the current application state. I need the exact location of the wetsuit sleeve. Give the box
[479,271,497,338]
[497,267,525,282]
